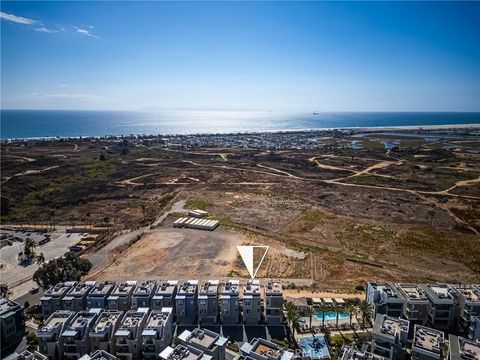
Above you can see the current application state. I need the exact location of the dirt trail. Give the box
[2,166,59,185]
[2,154,36,162]
[429,175,480,195]
[308,156,355,172]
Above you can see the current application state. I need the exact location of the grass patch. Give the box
[185,198,207,210]
[348,174,401,186]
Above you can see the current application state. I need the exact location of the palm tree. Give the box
[345,304,356,328]
[305,305,316,331]
[35,253,45,266]
[286,307,301,339]
[24,237,37,262]
[358,301,373,328]
[318,304,330,328]
[333,304,343,328]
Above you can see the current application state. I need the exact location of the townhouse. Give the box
[243,280,262,324]
[41,282,76,318]
[115,308,149,360]
[141,308,174,360]
[38,311,76,360]
[176,280,199,324]
[411,325,445,360]
[198,280,219,324]
[219,280,240,324]
[264,280,283,324]
[61,309,100,359]
[178,328,227,360]
[371,314,409,360]
[132,280,157,309]
[62,282,96,313]
[152,280,178,311]
[366,283,405,319]
[87,281,116,309]
[108,281,137,312]
[89,310,124,355]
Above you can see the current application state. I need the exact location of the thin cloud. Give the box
[0,11,38,25]
[34,27,56,33]
[75,27,99,38]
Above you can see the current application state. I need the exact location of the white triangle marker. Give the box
[237,245,269,279]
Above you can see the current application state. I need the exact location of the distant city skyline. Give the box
[1,1,479,112]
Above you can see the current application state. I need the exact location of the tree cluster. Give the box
[33,252,92,289]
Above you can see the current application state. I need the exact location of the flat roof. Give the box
[221,280,239,296]
[134,280,157,295]
[63,311,98,338]
[112,281,137,296]
[178,280,198,296]
[244,280,260,295]
[67,281,96,297]
[44,281,76,297]
[180,328,223,350]
[156,281,178,296]
[369,282,403,300]
[396,283,428,301]
[373,314,409,342]
[91,310,123,334]
[39,311,75,334]
[90,281,116,296]
[413,325,444,354]
[265,280,282,295]
[421,284,455,304]
[144,309,172,330]
[449,335,480,360]
[200,280,219,296]
[454,285,480,304]
[0,298,22,317]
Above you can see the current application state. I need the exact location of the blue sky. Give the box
[1,1,479,111]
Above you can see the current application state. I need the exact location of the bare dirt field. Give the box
[2,129,479,290]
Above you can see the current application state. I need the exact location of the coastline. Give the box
[2,123,479,142]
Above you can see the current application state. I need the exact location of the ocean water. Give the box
[1,110,479,139]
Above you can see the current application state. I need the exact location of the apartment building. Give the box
[115,308,149,360]
[371,314,409,360]
[411,325,444,360]
[219,280,240,324]
[141,308,174,360]
[108,281,137,312]
[87,281,116,309]
[448,335,480,360]
[198,280,219,324]
[152,280,178,311]
[420,284,456,330]
[132,280,157,309]
[243,280,262,324]
[240,338,294,360]
[89,310,124,355]
[0,298,25,355]
[38,310,76,360]
[396,284,429,325]
[79,350,120,360]
[366,283,405,319]
[62,282,96,312]
[178,328,227,360]
[176,280,199,324]
[61,309,100,359]
[264,280,283,324]
[469,316,480,341]
[159,345,210,360]
[41,282,77,317]
[452,285,480,333]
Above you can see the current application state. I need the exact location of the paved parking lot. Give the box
[0,229,83,290]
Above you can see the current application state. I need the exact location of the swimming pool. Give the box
[315,311,349,321]
[298,336,330,359]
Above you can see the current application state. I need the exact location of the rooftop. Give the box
[90,281,116,296]
[454,285,480,304]
[340,346,386,360]
[179,328,224,350]
[0,298,22,317]
[134,280,157,295]
[177,280,199,296]
[369,282,402,300]
[84,350,119,360]
[160,345,204,360]
[67,281,96,297]
[91,310,123,335]
[112,281,137,296]
[373,314,409,342]
[116,309,148,337]
[252,339,283,359]
[199,280,219,296]
[265,280,282,296]
[413,325,444,354]
[396,283,428,301]
[44,282,76,297]
[145,308,172,330]
[221,280,239,296]
[244,280,260,295]
[452,336,480,360]
[39,311,74,334]
[62,311,98,338]
[156,281,178,296]
[421,284,455,303]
